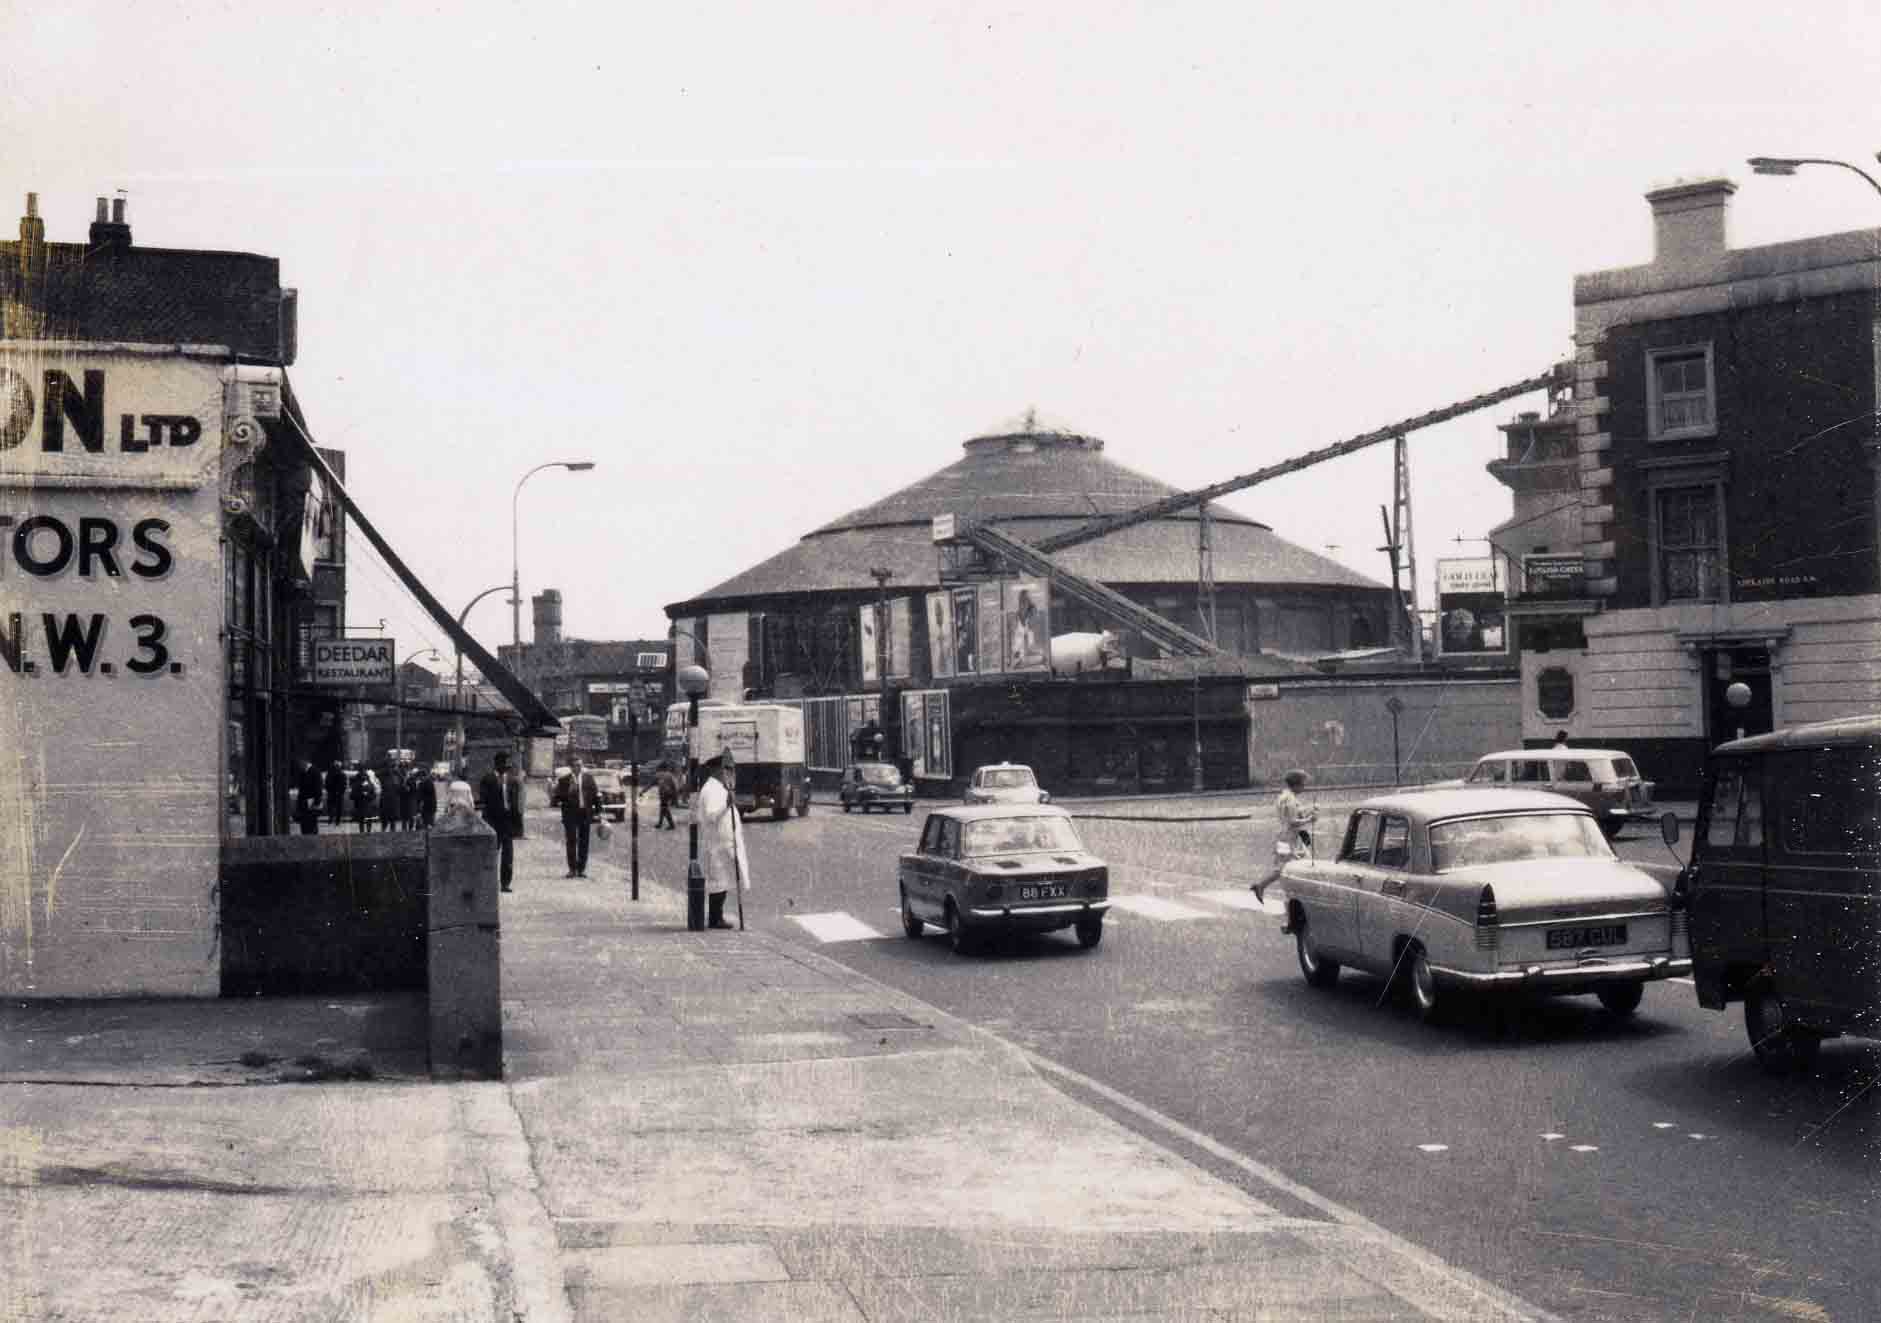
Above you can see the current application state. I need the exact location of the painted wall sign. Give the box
[0,345,229,996]
[309,637,395,685]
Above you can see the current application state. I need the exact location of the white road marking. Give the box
[1652,1122,1675,1129]
[1192,888,1276,912]
[1418,1144,1449,1153]
[789,912,887,943]
[1108,895,1214,921]
[1540,1133,1565,1141]
[1669,976,1695,985]
[1569,1145,1599,1153]
[1687,1134,1710,1141]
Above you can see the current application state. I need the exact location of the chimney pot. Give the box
[1645,178,1736,266]
[25,192,37,218]
[111,196,126,224]
[95,197,109,223]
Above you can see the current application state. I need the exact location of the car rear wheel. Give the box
[1599,818,1624,840]
[775,786,792,821]
[1407,945,1442,1022]
[1074,915,1103,949]
[1596,982,1645,1016]
[946,903,977,956]
[900,889,924,940]
[1746,983,1821,1074]
[1295,920,1340,988]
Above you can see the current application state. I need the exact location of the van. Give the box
[1667,715,1881,1073]
[1459,747,1654,837]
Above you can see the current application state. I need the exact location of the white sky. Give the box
[9,2,1881,675]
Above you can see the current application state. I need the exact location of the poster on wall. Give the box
[952,588,978,675]
[928,593,955,678]
[1003,578,1051,672]
[975,583,1002,674]
[902,691,925,772]
[707,610,748,701]
[890,597,912,678]
[1436,558,1508,656]
[858,604,879,685]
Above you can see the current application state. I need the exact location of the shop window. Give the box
[1535,666,1575,720]
[1646,344,1715,440]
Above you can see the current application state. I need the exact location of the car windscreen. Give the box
[857,764,901,786]
[1428,813,1613,872]
[983,769,1036,788]
[590,772,621,789]
[962,816,1082,856]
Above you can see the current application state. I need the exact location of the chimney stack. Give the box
[19,192,45,247]
[1645,178,1735,266]
[89,192,132,248]
[533,589,563,645]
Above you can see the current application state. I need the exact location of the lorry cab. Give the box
[1680,714,1881,1073]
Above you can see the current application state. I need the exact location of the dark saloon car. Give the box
[839,761,914,813]
[899,804,1110,954]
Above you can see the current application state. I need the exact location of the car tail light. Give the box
[1475,884,1499,952]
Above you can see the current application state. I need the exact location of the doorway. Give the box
[1705,647,1773,745]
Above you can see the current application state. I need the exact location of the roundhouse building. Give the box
[665,421,1394,794]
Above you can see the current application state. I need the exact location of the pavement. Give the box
[1,806,1563,1322]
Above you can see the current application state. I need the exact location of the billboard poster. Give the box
[858,603,879,685]
[1003,578,1050,672]
[0,347,230,995]
[975,583,1002,675]
[707,610,747,702]
[952,588,978,675]
[889,596,912,678]
[902,691,925,772]
[1436,558,1508,656]
[927,592,954,678]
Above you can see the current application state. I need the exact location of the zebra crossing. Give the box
[787,890,1282,944]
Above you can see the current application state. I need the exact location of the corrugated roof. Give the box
[674,429,1385,610]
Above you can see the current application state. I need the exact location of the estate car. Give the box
[1460,748,1653,837]
[1280,788,1689,1022]
[899,804,1108,954]
[840,762,915,813]
[963,762,1051,806]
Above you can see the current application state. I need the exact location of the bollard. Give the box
[426,794,502,1079]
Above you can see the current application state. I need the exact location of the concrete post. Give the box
[426,795,502,1079]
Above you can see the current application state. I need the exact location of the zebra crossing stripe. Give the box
[1107,895,1214,921]
[790,912,887,943]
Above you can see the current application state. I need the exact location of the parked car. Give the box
[899,804,1109,954]
[840,761,915,813]
[963,762,1050,806]
[1279,787,1689,1023]
[1457,747,1653,837]
[590,768,629,821]
[1672,714,1881,1074]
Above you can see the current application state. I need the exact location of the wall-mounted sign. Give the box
[1249,683,1281,700]
[1436,557,1507,657]
[1522,553,1585,598]
[310,638,395,685]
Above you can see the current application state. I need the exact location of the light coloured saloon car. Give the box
[1279,788,1689,1022]
[899,804,1108,954]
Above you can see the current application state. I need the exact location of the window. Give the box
[1536,667,1575,721]
[1558,760,1593,784]
[1511,760,1548,784]
[1656,485,1724,602]
[1341,811,1380,862]
[1705,761,1763,849]
[1375,816,1411,869]
[1647,345,1715,440]
[1466,760,1507,785]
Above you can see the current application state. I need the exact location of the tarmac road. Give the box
[625,790,1881,1323]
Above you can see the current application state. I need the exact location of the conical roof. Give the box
[673,424,1383,607]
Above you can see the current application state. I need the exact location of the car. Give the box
[1456,747,1654,837]
[589,768,629,821]
[963,762,1051,806]
[839,761,915,813]
[1278,787,1689,1023]
[899,804,1110,954]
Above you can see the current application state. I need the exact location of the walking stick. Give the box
[733,805,746,930]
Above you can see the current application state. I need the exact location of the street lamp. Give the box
[396,646,443,759]
[1747,154,1881,198]
[678,662,711,932]
[512,460,596,655]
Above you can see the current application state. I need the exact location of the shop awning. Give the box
[260,370,560,735]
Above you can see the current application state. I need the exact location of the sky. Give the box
[8,2,1881,678]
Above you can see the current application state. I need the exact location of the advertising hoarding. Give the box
[0,346,229,995]
[927,592,955,678]
[1436,558,1508,657]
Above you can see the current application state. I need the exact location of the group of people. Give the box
[293,759,440,836]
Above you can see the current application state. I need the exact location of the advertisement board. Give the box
[707,610,748,702]
[952,588,978,675]
[1521,553,1585,599]
[1002,579,1051,672]
[1436,558,1508,656]
[975,583,1002,675]
[0,346,229,995]
[927,592,955,678]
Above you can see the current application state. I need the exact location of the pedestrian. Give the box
[655,761,678,830]
[694,753,750,929]
[324,761,347,827]
[405,768,425,830]
[1552,729,1570,748]
[379,763,403,833]
[350,765,377,833]
[552,754,601,877]
[1252,768,1317,905]
[417,769,438,831]
[293,759,324,835]
[478,752,524,892]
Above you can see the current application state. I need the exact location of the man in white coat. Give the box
[695,753,751,929]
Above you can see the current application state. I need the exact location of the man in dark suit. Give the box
[552,754,601,877]
[478,752,524,893]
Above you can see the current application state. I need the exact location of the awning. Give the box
[259,371,560,735]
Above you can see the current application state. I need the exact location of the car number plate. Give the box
[1546,924,1627,950]
[1020,883,1069,901]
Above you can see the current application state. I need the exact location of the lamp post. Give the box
[1747,154,1881,198]
[395,646,443,760]
[511,460,596,654]
[678,662,711,932]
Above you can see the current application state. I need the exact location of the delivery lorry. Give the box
[663,701,810,820]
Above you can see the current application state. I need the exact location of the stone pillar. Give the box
[427,789,502,1079]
